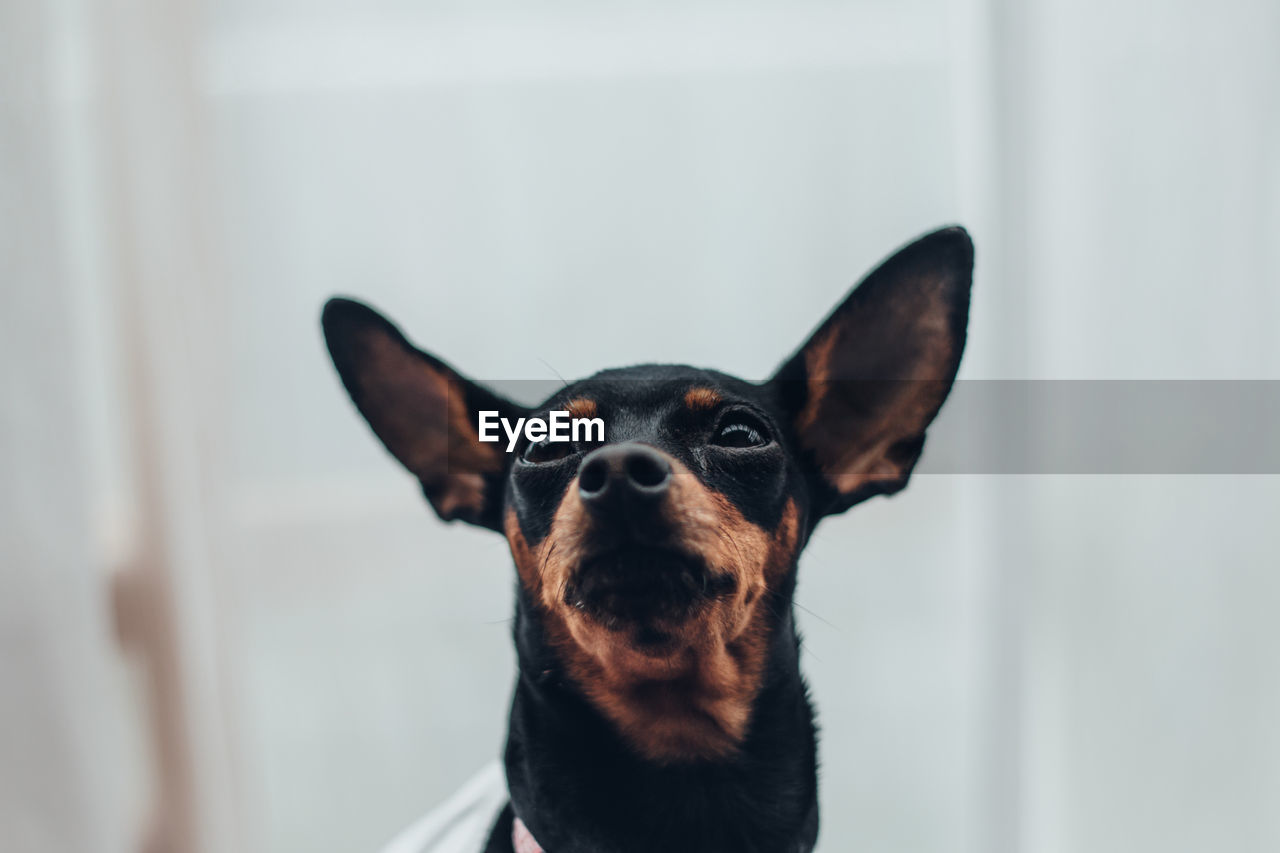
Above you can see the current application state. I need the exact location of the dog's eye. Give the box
[523,438,574,464]
[712,419,769,448]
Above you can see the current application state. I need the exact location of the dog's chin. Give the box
[564,547,727,651]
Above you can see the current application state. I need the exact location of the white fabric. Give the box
[380,762,509,853]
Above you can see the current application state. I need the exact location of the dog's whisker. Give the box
[797,637,823,664]
[793,600,840,631]
[536,357,571,389]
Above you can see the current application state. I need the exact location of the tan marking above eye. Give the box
[683,387,722,412]
[563,397,598,419]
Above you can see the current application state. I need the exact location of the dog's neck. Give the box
[500,584,819,853]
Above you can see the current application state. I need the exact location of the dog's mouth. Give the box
[564,547,734,637]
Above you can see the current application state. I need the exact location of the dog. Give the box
[322,226,973,853]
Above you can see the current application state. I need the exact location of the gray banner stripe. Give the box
[476,380,1280,474]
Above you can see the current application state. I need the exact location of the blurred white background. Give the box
[3,1,1278,852]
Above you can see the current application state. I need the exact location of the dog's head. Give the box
[322,227,972,762]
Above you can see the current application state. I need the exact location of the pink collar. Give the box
[512,816,544,853]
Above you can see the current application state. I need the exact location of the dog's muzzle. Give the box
[566,443,726,632]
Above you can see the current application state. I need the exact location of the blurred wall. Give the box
[2,1,1278,852]
[2,5,131,850]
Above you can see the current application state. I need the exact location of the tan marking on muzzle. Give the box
[503,451,803,763]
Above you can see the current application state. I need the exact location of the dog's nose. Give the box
[578,443,672,511]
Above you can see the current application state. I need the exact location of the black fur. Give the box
[321,226,974,853]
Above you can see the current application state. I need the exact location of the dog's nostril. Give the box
[578,443,672,506]
[626,453,669,489]
[579,457,609,495]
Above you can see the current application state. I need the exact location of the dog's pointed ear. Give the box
[321,297,524,531]
[769,226,973,518]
